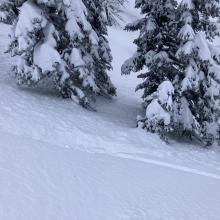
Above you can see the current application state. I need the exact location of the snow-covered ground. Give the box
[1,129,220,220]
[0,1,220,219]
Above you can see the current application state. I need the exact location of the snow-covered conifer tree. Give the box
[122,0,220,144]
[121,0,178,140]
[174,0,220,144]
[0,0,116,108]
[101,0,126,26]
[0,0,17,24]
[82,0,116,98]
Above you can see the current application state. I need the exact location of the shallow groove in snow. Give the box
[117,152,220,180]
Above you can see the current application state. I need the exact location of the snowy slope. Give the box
[0,1,220,219]
[0,129,220,220]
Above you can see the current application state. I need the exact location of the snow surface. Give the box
[0,1,220,219]
[1,129,220,220]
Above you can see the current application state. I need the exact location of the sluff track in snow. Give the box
[0,1,220,219]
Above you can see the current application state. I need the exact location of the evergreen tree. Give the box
[0,0,17,24]
[122,0,178,141]
[122,0,220,144]
[174,0,220,144]
[0,0,116,108]
[101,0,126,27]
[83,0,116,97]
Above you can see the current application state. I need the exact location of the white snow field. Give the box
[0,1,220,219]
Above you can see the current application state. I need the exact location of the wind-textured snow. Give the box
[1,129,220,220]
[0,1,220,219]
